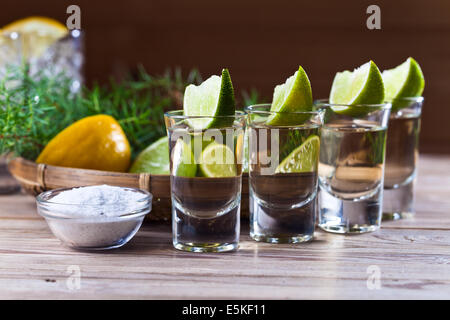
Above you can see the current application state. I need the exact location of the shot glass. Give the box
[0,29,84,92]
[164,110,246,252]
[383,97,423,220]
[0,31,22,78]
[27,29,84,93]
[246,104,324,243]
[316,100,391,234]
[0,32,22,194]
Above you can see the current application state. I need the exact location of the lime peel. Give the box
[329,60,385,117]
[266,66,313,126]
[382,57,425,112]
[172,139,197,177]
[275,135,320,173]
[199,142,237,177]
[129,136,170,174]
[184,69,235,129]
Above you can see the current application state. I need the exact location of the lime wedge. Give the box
[275,135,320,173]
[266,66,313,126]
[129,136,170,174]
[382,57,425,111]
[172,139,197,177]
[199,142,237,177]
[329,61,385,116]
[184,69,235,129]
[188,132,215,164]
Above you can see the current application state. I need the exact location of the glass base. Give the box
[250,232,313,243]
[382,212,402,221]
[49,218,145,251]
[249,187,316,244]
[382,211,415,221]
[66,241,130,251]
[173,241,238,253]
[319,223,379,234]
[171,198,240,254]
[383,180,415,221]
[319,186,382,234]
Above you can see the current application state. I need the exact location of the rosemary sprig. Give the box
[0,65,202,160]
[0,65,261,161]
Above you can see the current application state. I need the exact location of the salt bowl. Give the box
[36,185,152,250]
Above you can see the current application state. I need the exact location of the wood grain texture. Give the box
[0,154,449,299]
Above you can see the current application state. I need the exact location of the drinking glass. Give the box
[0,29,84,194]
[0,31,22,194]
[246,104,324,243]
[0,31,22,78]
[316,100,391,233]
[164,110,246,252]
[383,97,423,220]
[0,29,84,91]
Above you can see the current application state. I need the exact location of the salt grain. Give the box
[48,184,148,217]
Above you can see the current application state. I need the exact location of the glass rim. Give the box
[0,29,83,39]
[314,99,392,109]
[245,104,324,116]
[164,109,246,120]
[389,96,424,104]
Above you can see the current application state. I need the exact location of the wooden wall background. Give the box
[1,0,449,153]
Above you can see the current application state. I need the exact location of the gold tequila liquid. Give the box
[249,124,320,243]
[319,122,386,200]
[172,176,241,245]
[384,115,420,188]
[319,121,387,232]
[168,127,243,252]
[382,114,421,219]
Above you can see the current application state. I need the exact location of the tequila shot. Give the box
[316,100,391,234]
[246,104,323,243]
[165,110,246,252]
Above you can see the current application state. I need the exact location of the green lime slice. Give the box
[275,135,320,173]
[129,136,170,174]
[329,61,385,117]
[184,68,235,129]
[382,57,425,112]
[172,139,197,177]
[266,66,313,126]
[199,142,237,177]
[188,132,215,165]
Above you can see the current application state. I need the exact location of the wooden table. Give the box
[0,154,449,300]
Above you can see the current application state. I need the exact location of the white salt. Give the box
[38,185,152,249]
[49,184,148,217]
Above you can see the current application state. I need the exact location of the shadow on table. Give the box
[0,158,20,195]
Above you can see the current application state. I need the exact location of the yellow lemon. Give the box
[2,16,68,59]
[37,115,131,172]
[3,16,67,35]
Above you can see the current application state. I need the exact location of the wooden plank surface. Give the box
[0,154,449,299]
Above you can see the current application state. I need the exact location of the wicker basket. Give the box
[7,157,249,221]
